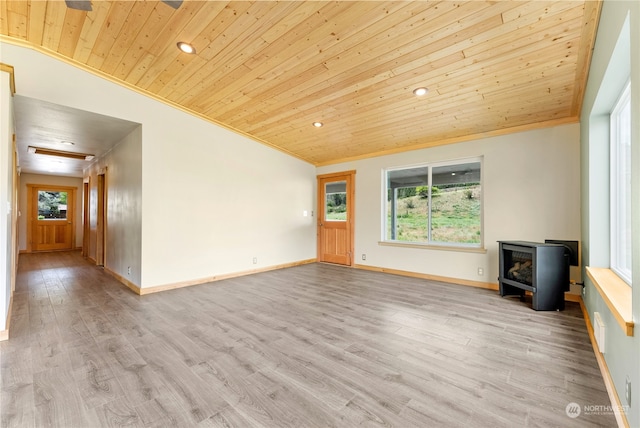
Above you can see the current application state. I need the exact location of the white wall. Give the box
[84,126,142,286]
[0,43,317,290]
[140,104,316,287]
[0,70,15,332]
[18,173,83,251]
[317,124,582,288]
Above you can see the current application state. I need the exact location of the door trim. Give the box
[96,172,107,266]
[82,179,90,258]
[317,170,356,266]
[26,184,77,253]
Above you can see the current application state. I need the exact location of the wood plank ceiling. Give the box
[0,1,601,166]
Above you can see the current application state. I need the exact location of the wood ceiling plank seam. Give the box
[123,52,158,88]
[99,1,158,76]
[319,2,503,72]
[0,1,9,35]
[143,1,254,94]
[133,1,230,89]
[4,0,27,39]
[41,0,66,51]
[172,63,255,112]
[461,4,586,59]
[215,3,512,128]
[170,1,353,109]
[72,0,111,63]
[502,1,575,23]
[457,19,584,78]
[155,2,295,100]
[57,8,87,58]
[570,0,602,117]
[85,1,136,70]
[197,1,289,62]
[209,2,437,121]
[474,49,580,97]
[438,36,581,91]
[257,1,345,45]
[241,1,416,73]
[481,73,578,100]
[112,1,179,81]
[6,10,27,39]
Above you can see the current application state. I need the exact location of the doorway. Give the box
[317,171,355,266]
[27,184,76,252]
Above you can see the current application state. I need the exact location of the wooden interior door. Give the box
[28,185,75,252]
[317,171,355,265]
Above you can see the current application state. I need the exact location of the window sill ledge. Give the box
[586,266,633,336]
[378,241,487,254]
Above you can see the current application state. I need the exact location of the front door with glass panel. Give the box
[317,171,354,265]
[29,185,75,252]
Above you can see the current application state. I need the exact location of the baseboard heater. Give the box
[593,311,606,353]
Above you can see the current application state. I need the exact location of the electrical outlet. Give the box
[582,285,586,296]
[127,266,131,275]
[253,257,257,264]
[626,376,631,406]
[362,254,366,261]
[477,267,484,276]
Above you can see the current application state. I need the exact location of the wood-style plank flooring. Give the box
[1,251,616,427]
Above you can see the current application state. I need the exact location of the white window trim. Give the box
[610,81,632,286]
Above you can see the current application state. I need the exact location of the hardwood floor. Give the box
[1,251,616,427]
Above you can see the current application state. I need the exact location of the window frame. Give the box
[610,81,632,286]
[382,156,483,249]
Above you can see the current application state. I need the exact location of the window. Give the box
[37,190,68,220]
[325,181,347,221]
[610,82,632,285]
[384,158,482,247]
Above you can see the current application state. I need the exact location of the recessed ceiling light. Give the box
[313,122,323,128]
[413,87,429,97]
[177,42,196,54]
